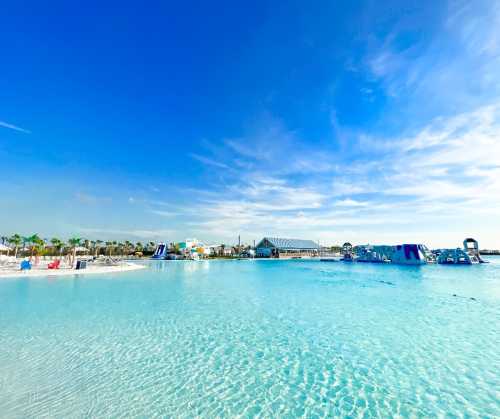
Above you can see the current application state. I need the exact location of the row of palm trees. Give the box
[0,234,157,258]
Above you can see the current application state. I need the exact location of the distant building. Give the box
[178,238,199,251]
[208,244,234,257]
[174,238,212,259]
[255,237,320,258]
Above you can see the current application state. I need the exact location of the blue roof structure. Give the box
[256,237,320,250]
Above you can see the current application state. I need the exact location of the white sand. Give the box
[0,261,146,279]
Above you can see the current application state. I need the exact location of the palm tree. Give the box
[135,242,143,252]
[8,234,22,258]
[24,234,43,259]
[68,237,81,267]
[105,241,113,256]
[124,240,133,255]
[95,240,103,257]
[22,236,30,254]
[50,237,64,256]
[32,234,45,263]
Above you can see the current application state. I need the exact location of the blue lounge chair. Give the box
[20,260,32,271]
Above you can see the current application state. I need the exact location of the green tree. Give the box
[95,240,103,257]
[8,234,22,258]
[50,237,64,256]
[105,241,113,256]
[68,237,81,266]
[24,234,43,258]
[124,240,133,255]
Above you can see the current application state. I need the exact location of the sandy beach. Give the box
[0,261,146,279]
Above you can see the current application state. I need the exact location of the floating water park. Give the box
[148,236,489,266]
[342,238,487,265]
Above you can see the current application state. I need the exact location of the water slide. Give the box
[152,243,168,259]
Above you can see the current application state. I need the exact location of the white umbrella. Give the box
[0,243,11,252]
[74,246,89,252]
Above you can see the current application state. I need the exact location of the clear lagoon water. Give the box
[1,258,499,418]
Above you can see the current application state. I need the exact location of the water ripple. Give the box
[0,260,499,417]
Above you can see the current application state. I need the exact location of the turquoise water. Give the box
[1,258,499,418]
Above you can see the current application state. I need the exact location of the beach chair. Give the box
[20,260,32,271]
[48,259,60,269]
[0,256,17,270]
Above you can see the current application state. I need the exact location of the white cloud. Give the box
[170,100,500,248]
[190,153,231,169]
[332,180,370,196]
[0,120,31,134]
[386,103,500,206]
[149,209,178,217]
[364,0,500,112]
[333,199,368,207]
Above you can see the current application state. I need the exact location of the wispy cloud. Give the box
[333,199,368,207]
[155,99,500,247]
[0,120,31,134]
[191,114,337,181]
[385,104,500,209]
[363,0,500,115]
[149,209,178,217]
[190,153,231,169]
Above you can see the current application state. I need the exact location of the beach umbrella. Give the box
[0,243,11,252]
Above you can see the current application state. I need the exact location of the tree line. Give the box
[0,234,157,258]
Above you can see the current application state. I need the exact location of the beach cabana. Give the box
[255,237,320,258]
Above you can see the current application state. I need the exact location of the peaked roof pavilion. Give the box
[256,237,320,250]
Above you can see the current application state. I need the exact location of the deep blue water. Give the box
[1,258,499,417]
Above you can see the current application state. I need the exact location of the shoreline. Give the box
[0,261,146,279]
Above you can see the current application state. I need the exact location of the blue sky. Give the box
[1,0,500,247]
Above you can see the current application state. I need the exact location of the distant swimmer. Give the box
[452,294,477,301]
